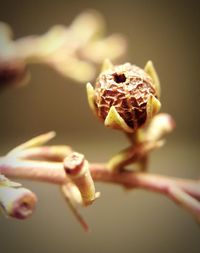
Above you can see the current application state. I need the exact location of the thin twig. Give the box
[0,158,200,220]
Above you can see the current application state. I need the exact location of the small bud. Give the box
[64,152,98,206]
[64,152,85,176]
[87,61,161,132]
[144,113,176,142]
[0,185,37,219]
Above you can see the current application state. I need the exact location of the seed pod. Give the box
[86,60,161,132]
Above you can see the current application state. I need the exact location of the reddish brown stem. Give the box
[0,159,199,202]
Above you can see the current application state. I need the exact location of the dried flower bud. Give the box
[86,60,161,133]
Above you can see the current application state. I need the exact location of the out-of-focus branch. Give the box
[0,10,127,88]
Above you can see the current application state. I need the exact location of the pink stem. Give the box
[0,159,199,202]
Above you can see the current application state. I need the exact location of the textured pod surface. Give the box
[94,63,158,130]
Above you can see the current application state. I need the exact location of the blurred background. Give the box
[0,0,200,252]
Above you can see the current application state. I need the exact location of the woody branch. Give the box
[0,153,200,223]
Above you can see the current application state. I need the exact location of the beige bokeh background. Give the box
[0,0,200,253]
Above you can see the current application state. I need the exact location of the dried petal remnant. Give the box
[94,63,158,131]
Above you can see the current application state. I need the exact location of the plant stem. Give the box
[0,158,199,199]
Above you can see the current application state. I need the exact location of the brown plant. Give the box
[0,10,200,232]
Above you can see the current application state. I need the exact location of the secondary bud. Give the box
[144,113,176,142]
[64,152,85,176]
[64,152,98,206]
[0,186,37,219]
